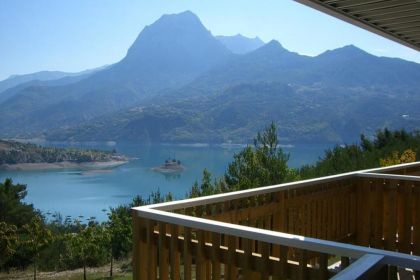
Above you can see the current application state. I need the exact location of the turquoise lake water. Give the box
[0,142,330,221]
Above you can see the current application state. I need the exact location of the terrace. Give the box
[132,162,420,279]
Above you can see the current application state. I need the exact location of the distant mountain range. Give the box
[0,66,107,96]
[216,34,264,54]
[1,11,420,144]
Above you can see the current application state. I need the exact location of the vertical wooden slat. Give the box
[279,245,288,279]
[341,256,350,270]
[298,249,308,280]
[196,229,207,280]
[371,179,384,249]
[322,194,328,240]
[384,181,398,252]
[261,242,270,280]
[311,198,317,237]
[147,220,157,279]
[272,192,284,258]
[159,222,169,280]
[170,224,180,280]
[226,235,238,280]
[356,178,371,246]
[211,232,221,280]
[318,253,328,280]
[412,183,420,279]
[349,182,357,238]
[397,180,412,253]
[316,198,322,239]
[413,183,420,256]
[183,226,192,280]
[242,238,253,279]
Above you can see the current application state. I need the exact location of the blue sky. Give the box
[1,0,419,81]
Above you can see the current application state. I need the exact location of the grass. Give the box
[0,262,132,280]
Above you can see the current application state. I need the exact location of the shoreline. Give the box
[0,160,128,171]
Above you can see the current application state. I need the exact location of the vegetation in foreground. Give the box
[0,124,418,279]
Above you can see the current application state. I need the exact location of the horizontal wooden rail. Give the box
[357,172,420,182]
[331,254,385,280]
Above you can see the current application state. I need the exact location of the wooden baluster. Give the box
[242,238,253,280]
[298,249,308,280]
[226,235,238,280]
[211,232,221,280]
[356,178,372,246]
[196,229,207,280]
[271,192,283,259]
[279,245,288,279]
[183,226,192,280]
[170,224,180,280]
[341,256,349,270]
[147,220,157,279]
[397,180,412,253]
[318,253,328,280]
[384,181,398,279]
[261,242,270,280]
[159,222,169,280]
[371,179,384,249]
[349,183,357,238]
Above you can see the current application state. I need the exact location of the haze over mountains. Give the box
[2,11,420,144]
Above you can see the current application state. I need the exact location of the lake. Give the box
[0,142,330,221]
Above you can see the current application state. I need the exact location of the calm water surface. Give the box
[0,142,330,221]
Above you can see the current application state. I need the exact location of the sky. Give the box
[1,0,419,81]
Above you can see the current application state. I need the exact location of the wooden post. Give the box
[132,213,147,280]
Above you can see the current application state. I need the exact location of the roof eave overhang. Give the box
[294,0,420,52]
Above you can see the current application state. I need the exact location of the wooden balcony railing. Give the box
[132,162,420,279]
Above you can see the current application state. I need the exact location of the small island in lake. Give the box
[152,158,185,174]
[0,140,128,171]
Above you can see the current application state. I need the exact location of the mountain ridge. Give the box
[1,11,420,143]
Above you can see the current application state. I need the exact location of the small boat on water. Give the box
[151,159,185,174]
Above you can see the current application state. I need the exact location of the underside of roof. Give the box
[295,0,420,52]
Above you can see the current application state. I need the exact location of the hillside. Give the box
[47,82,420,144]
[0,139,126,167]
